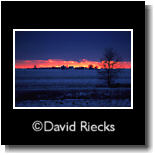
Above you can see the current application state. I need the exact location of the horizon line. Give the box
[15,59,131,69]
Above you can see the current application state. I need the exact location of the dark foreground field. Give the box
[15,69,131,107]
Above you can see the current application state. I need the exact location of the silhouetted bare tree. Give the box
[99,48,121,87]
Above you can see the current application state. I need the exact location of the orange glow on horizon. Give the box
[15,59,131,69]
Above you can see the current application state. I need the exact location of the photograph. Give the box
[1,0,146,147]
[14,29,132,109]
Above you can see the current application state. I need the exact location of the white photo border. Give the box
[13,29,133,109]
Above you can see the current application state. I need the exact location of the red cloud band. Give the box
[15,59,131,69]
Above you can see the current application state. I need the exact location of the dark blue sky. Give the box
[15,31,131,61]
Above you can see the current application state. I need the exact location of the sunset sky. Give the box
[15,31,131,69]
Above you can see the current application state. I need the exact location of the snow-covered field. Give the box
[15,69,131,107]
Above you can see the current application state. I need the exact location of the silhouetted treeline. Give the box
[32,65,99,70]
